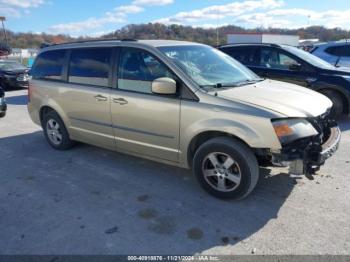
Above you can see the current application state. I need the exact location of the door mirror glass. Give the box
[289,63,302,71]
[152,77,176,95]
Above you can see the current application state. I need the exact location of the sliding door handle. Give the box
[94,94,108,101]
[113,98,128,105]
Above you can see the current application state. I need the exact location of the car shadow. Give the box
[5,95,28,105]
[0,131,296,255]
[339,117,350,132]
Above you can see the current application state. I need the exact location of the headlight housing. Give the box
[272,119,318,144]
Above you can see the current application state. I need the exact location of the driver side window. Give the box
[260,48,299,70]
[118,48,175,94]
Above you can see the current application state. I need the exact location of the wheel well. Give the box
[320,88,349,114]
[39,106,54,125]
[187,131,250,168]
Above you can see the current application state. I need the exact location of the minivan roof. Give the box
[41,39,203,51]
[219,43,283,49]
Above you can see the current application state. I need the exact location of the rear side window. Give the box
[222,47,259,66]
[325,45,350,57]
[68,48,111,87]
[31,50,65,81]
[339,45,350,56]
[325,46,341,56]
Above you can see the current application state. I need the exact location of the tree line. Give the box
[3,23,350,49]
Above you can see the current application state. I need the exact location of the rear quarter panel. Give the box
[27,79,71,128]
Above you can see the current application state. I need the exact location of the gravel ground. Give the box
[0,90,349,255]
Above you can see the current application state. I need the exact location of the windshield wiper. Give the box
[233,78,264,87]
[200,78,264,90]
[200,83,237,89]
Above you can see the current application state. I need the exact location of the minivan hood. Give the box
[216,79,332,117]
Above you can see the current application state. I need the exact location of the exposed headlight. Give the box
[272,119,318,144]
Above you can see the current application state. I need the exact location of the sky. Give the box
[1,0,350,37]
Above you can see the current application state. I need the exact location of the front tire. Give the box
[320,90,344,119]
[193,137,259,200]
[42,111,75,150]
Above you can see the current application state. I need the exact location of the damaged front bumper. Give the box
[272,116,341,176]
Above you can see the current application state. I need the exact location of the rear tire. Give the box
[320,90,344,119]
[42,111,75,150]
[193,137,259,200]
[0,112,5,118]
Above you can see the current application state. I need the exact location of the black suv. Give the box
[0,60,29,90]
[219,43,350,118]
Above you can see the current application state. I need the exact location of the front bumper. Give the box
[319,126,341,163]
[272,121,340,176]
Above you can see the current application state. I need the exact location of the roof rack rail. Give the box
[40,38,138,49]
[219,43,282,48]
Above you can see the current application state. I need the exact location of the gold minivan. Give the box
[28,39,341,199]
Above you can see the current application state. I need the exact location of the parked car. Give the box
[219,43,350,118]
[0,86,7,118]
[0,60,29,90]
[310,41,350,68]
[28,40,340,199]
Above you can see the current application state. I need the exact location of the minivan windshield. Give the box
[283,45,335,70]
[0,60,27,71]
[158,45,262,90]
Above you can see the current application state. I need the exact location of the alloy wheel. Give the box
[202,152,242,192]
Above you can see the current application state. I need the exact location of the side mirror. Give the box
[151,77,177,95]
[289,63,302,71]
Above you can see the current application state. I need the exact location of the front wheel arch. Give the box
[187,131,252,168]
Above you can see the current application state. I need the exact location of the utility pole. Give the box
[0,16,8,44]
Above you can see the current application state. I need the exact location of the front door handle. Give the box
[94,94,108,101]
[113,97,128,105]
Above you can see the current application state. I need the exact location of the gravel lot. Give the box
[0,89,350,255]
